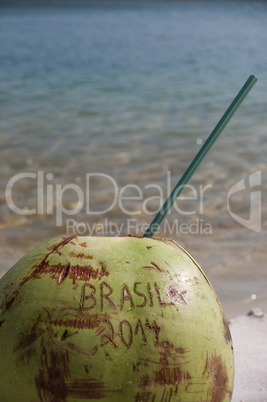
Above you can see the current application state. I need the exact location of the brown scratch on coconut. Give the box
[58,263,70,285]
[222,314,233,344]
[20,236,76,287]
[204,352,233,402]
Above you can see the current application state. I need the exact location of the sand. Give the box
[0,253,267,401]
[230,311,267,402]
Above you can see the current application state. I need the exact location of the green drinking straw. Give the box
[143,74,258,238]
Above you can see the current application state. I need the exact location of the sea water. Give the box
[0,0,266,317]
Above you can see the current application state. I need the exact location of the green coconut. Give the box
[0,236,234,401]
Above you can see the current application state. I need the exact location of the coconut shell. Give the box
[0,236,234,401]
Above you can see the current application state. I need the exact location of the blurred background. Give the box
[0,0,266,318]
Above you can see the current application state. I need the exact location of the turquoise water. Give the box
[0,1,267,315]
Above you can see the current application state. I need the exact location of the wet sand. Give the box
[1,251,267,401]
